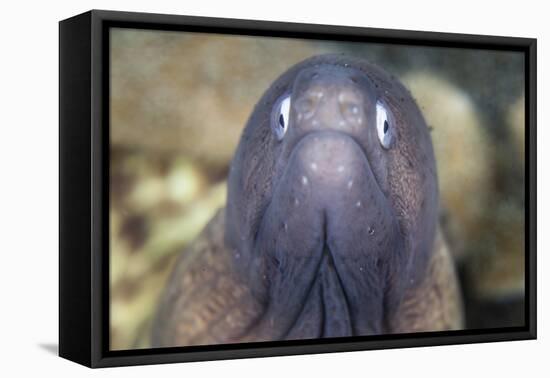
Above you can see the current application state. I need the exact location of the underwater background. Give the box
[109,28,525,350]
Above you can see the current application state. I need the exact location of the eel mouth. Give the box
[250,130,400,340]
[284,234,355,339]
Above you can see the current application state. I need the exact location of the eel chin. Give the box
[251,131,405,340]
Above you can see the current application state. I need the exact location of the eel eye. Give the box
[273,95,291,141]
[376,100,393,149]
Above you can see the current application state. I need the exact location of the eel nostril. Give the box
[339,101,363,125]
[338,89,364,125]
[295,92,321,118]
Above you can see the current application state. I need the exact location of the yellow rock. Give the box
[110,29,324,168]
[507,93,525,162]
[402,72,492,260]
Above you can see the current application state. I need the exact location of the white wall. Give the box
[0,0,546,376]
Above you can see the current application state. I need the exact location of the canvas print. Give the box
[108,28,525,350]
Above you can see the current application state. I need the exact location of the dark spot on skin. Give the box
[272,255,281,267]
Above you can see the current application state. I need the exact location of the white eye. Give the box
[274,95,291,140]
[376,100,392,149]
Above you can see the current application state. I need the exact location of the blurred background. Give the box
[109,28,525,350]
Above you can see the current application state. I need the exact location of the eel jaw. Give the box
[246,130,403,340]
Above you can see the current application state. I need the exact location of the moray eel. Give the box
[151,54,463,347]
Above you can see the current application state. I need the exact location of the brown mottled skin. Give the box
[151,54,463,347]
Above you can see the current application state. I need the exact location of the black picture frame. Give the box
[59,9,537,368]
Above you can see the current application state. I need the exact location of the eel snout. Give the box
[283,130,378,206]
[286,65,375,141]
